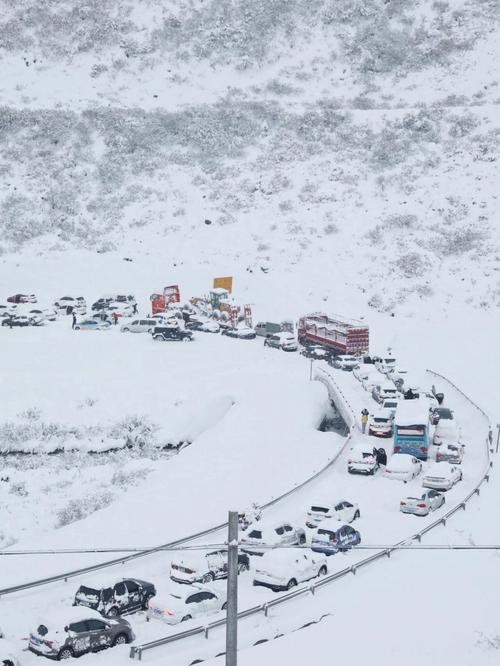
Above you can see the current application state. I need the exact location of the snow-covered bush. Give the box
[109,415,158,448]
[395,251,430,278]
[56,491,114,527]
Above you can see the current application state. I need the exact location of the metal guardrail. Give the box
[129,369,493,660]
[0,377,353,597]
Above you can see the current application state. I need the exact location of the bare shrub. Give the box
[56,492,114,527]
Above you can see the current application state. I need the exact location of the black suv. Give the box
[152,326,193,342]
[74,578,156,617]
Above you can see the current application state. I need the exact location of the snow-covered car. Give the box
[381,398,399,417]
[253,549,328,592]
[1,638,21,666]
[311,520,361,556]
[264,332,298,351]
[374,357,397,374]
[430,407,454,425]
[386,367,409,388]
[332,355,359,370]
[1,316,30,327]
[305,500,360,529]
[436,443,464,464]
[300,345,331,361]
[74,577,156,617]
[400,490,445,516]
[186,318,220,333]
[170,550,250,585]
[107,302,133,318]
[221,327,256,340]
[29,307,57,322]
[353,363,376,381]
[26,310,46,326]
[422,463,462,491]
[361,371,382,392]
[347,444,379,475]
[7,294,36,304]
[384,454,422,482]
[238,503,262,530]
[120,319,157,333]
[240,522,306,556]
[433,420,461,446]
[368,411,393,437]
[372,382,399,403]
[54,296,86,315]
[28,607,134,660]
[146,585,227,624]
[74,319,111,331]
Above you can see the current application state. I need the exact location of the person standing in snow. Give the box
[72,313,77,330]
[361,408,369,434]
[133,303,138,315]
[113,312,119,325]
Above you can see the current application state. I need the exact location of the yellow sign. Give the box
[213,276,233,293]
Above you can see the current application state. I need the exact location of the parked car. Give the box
[300,345,331,361]
[347,444,379,475]
[433,420,461,447]
[372,382,399,404]
[186,318,220,333]
[436,443,464,464]
[1,638,21,666]
[1,316,30,327]
[254,321,282,337]
[361,370,382,392]
[240,522,306,556]
[253,549,328,591]
[146,585,226,625]
[430,407,454,425]
[29,308,57,322]
[170,550,250,585]
[74,577,156,617]
[386,367,409,388]
[305,500,360,529]
[381,398,399,417]
[384,454,422,482]
[374,357,397,374]
[400,490,445,516]
[221,327,256,340]
[7,294,36,304]
[368,411,393,437]
[107,302,133,319]
[26,310,46,326]
[264,332,298,351]
[120,319,157,333]
[422,463,463,491]
[28,607,134,660]
[54,296,86,315]
[332,355,359,370]
[74,319,111,331]
[152,326,193,342]
[311,520,361,555]
[353,363,376,381]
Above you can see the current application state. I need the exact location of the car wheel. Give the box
[298,532,306,545]
[58,648,73,660]
[153,334,163,341]
[354,510,360,520]
[318,565,327,576]
[286,579,297,590]
[181,615,192,622]
[122,327,130,332]
[221,601,228,610]
[106,607,119,618]
[147,328,153,333]
[237,561,250,574]
[182,336,191,342]
[113,633,128,646]
[201,572,215,583]
[74,326,80,330]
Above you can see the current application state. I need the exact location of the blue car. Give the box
[311,520,361,555]
[74,319,111,331]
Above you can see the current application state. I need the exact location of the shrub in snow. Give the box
[323,223,338,235]
[395,252,430,278]
[56,492,114,527]
[110,467,151,489]
[9,481,28,497]
[109,415,158,448]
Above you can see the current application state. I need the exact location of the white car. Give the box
[26,309,46,325]
[347,444,378,475]
[333,355,359,370]
[368,411,393,437]
[386,367,409,386]
[422,463,462,491]
[107,302,133,318]
[433,420,461,447]
[353,363,375,381]
[384,454,422,482]
[374,357,397,374]
[54,296,86,315]
[1,638,21,666]
[436,443,464,464]
[253,549,328,592]
[381,398,399,417]
[240,522,306,556]
[264,332,298,352]
[120,319,157,333]
[146,585,226,624]
[362,370,382,392]
[372,382,399,403]
[400,490,445,516]
[305,500,360,528]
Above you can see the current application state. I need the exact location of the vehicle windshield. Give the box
[317,529,335,539]
[310,506,329,513]
[396,425,426,436]
[373,417,389,424]
[78,586,100,597]
[248,530,262,539]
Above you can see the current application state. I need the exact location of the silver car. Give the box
[400,490,445,516]
[240,522,306,556]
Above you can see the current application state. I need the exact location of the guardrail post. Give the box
[263,604,269,618]
[385,549,391,558]
[461,502,466,511]
[485,474,490,483]
[204,626,209,639]
[351,566,356,575]
[309,585,315,596]
[441,518,447,526]
[415,534,421,543]
[475,488,480,496]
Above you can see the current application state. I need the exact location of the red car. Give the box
[7,294,37,304]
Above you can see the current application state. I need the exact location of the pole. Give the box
[309,358,313,381]
[226,510,238,666]
[496,424,500,454]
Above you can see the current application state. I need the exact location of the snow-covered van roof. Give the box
[394,400,429,426]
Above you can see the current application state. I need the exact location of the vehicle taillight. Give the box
[348,459,352,464]
[421,447,428,452]
[44,640,54,647]
[417,503,426,508]
[400,501,406,505]
[394,446,400,453]
[163,609,175,616]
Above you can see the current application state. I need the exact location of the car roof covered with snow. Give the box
[424,462,456,477]
[36,606,103,628]
[259,548,316,565]
[394,399,430,426]
[386,453,418,471]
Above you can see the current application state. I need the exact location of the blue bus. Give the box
[393,400,430,460]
